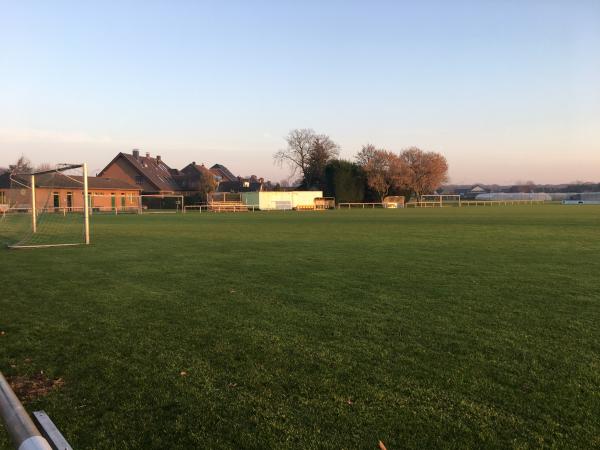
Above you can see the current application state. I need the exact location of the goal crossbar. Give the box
[7,242,84,250]
[13,164,84,177]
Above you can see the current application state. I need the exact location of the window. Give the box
[66,192,73,209]
[53,192,60,208]
[135,176,144,185]
[0,191,6,204]
[121,193,126,207]
[243,181,250,188]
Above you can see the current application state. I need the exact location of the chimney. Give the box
[132,149,140,159]
[157,155,161,163]
[146,152,150,158]
[192,161,196,166]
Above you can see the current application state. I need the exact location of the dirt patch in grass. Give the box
[8,373,64,402]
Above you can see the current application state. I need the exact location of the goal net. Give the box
[0,164,90,248]
[140,194,184,213]
[418,194,462,207]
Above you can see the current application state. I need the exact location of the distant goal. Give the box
[0,163,91,249]
[406,194,462,208]
[140,194,185,213]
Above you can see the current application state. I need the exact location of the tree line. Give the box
[275,128,449,202]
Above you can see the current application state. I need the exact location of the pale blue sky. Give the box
[1,0,599,183]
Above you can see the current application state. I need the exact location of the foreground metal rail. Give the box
[0,371,52,450]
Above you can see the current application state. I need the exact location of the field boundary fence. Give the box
[461,200,545,207]
[184,204,260,213]
[338,202,385,209]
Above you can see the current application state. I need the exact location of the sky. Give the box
[1,0,599,184]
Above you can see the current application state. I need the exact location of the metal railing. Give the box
[405,201,446,208]
[0,372,52,450]
[337,202,385,209]
[184,204,261,212]
[460,200,545,207]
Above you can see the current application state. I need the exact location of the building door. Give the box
[66,192,73,210]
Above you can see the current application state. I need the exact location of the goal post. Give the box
[419,194,462,207]
[0,163,91,249]
[83,163,90,244]
[139,194,185,213]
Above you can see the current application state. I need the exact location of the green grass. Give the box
[1,206,599,449]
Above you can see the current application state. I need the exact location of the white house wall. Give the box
[241,191,323,210]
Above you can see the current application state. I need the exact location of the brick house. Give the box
[98,149,182,194]
[99,150,261,196]
[0,172,141,212]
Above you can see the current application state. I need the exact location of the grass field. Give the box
[1,206,599,449]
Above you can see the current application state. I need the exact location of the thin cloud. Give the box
[0,128,117,145]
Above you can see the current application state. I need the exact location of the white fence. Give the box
[338,202,385,209]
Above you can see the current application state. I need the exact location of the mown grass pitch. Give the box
[1,206,599,449]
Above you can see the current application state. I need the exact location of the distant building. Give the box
[241,191,323,210]
[99,150,250,196]
[476,192,552,201]
[179,163,217,193]
[443,184,490,199]
[0,172,140,211]
[563,193,600,205]
[209,164,238,183]
[99,150,181,194]
[217,176,264,193]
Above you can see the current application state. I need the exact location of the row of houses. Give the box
[98,149,265,195]
[0,150,269,211]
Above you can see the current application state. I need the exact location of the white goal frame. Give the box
[8,163,90,249]
[139,194,185,213]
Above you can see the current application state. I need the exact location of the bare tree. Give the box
[274,129,315,180]
[305,134,339,188]
[356,144,405,201]
[36,162,53,172]
[9,155,33,174]
[274,129,339,188]
[355,143,377,167]
[399,147,448,200]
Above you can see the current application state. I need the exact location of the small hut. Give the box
[383,196,405,208]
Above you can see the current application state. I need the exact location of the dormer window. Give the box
[243,181,250,188]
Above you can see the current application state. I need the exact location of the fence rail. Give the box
[404,199,546,208]
[338,202,385,209]
[405,201,447,208]
[0,206,141,216]
[184,204,260,212]
[461,200,545,207]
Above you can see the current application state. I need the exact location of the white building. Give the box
[562,193,600,205]
[241,191,323,210]
[475,193,552,201]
